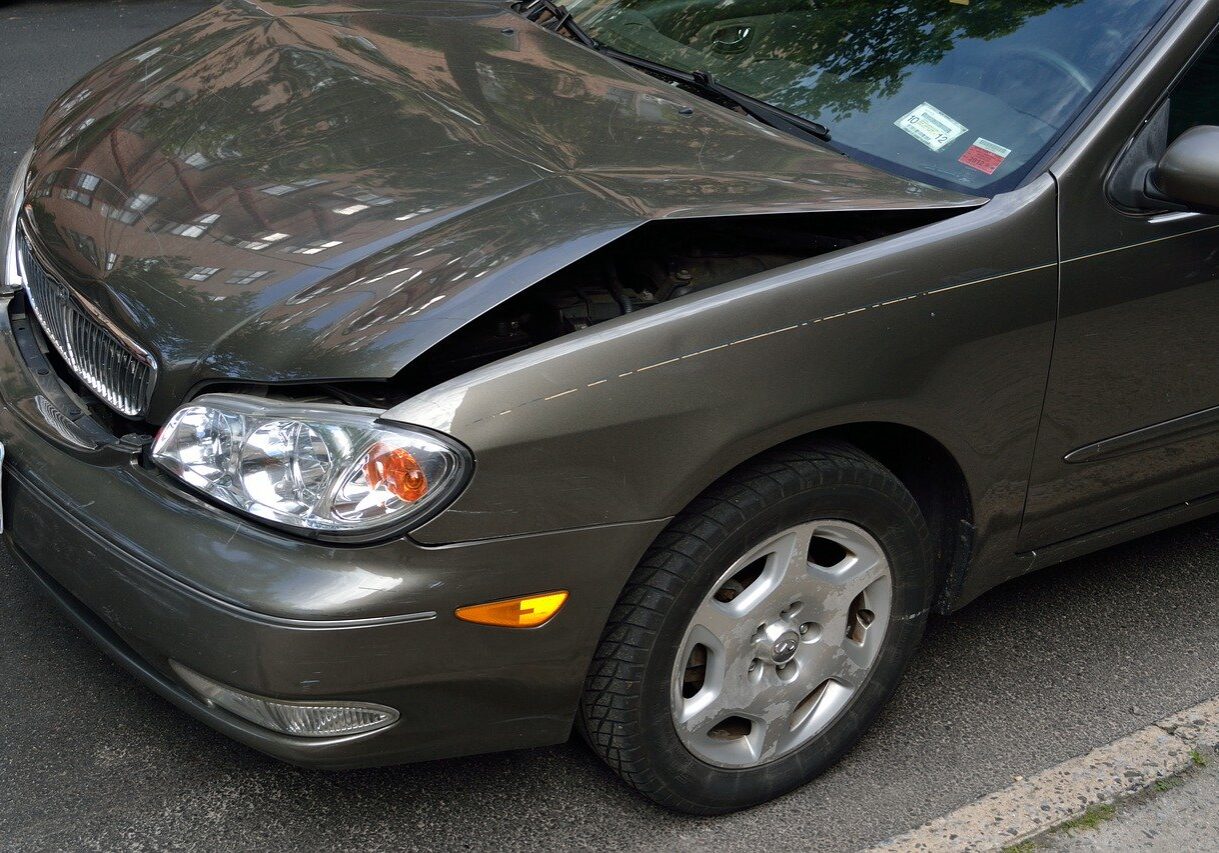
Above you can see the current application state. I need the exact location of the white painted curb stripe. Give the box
[867,696,1219,852]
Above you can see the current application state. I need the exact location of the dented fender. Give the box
[392,176,1058,599]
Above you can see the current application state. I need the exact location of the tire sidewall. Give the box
[638,477,932,813]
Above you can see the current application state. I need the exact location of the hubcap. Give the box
[670,519,893,768]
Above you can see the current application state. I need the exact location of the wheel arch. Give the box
[671,419,977,615]
[818,422,974,611]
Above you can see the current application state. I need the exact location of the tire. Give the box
[579,439,935,814]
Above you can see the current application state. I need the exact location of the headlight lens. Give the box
[152,394,471,537]
[2,147,35,291]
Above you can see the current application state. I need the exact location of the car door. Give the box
[1020,6,1219,549]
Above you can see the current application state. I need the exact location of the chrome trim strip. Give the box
[1064,402,1219,464]
[1,147,34,295]
[1147,210,1203,225]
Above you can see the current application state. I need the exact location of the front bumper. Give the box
[0,295,666,767]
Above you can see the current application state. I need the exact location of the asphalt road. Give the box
[3,3,1219,851]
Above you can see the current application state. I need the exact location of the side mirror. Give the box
[1145,125,1219,215]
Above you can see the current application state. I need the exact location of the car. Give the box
[3,0,1219,815]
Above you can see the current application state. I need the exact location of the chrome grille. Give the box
[16,230,156,417]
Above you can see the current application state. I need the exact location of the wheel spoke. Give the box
[787,678,854,738]
[756,714,790,762]
[826,645,869,690]
[756,522,890,623]
[743,681,800,762]
[717,662,764,716]
[745,524,823,618]
[688,598,745,647]
[674,622,755,728]
[708,526,814,622]
[815,550,888,600]
[808,519,887,590]
[684,599,754,666]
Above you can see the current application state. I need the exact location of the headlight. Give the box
[2,147,34,292]
[152,394,471,539]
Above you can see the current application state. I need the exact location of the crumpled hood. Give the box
[23,0,979,418]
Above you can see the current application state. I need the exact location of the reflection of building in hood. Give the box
[22,0,973,419]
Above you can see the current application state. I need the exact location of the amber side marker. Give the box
[455,591,569,628]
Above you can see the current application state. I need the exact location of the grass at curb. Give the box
[1057,803,1116,832]
[1000,804,1118,851]
[999,803,1118,851]
[1002,745,1218,851]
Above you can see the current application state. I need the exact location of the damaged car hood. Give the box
[21,0,981,418]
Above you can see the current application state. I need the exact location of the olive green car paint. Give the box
[5,0,1219,770]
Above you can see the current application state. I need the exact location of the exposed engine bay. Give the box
[393,209,955,395]
[409,216,855,385]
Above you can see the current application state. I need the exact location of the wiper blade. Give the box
[689,70,832,143]
[606,51,832,143]
[595,47,832,143]
[512,0,599,48]
[510,5,832,145]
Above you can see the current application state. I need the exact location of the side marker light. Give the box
[455,591,569,628]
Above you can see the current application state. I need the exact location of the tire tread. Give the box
[579,439,932,812]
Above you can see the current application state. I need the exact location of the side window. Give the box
[1168,38,1219,142]
[1109,33,1219,211]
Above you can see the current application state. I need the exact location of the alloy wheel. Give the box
[670,519,893,768]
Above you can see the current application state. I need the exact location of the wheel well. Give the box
[819,423,974,612]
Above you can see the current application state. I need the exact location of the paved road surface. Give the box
[3,3,1219,850]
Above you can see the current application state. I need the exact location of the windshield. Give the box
[567,0,1174,195]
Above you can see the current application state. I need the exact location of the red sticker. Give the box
[959,138,1011,175]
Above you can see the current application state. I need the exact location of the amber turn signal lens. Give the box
[364,441,428,502]
[455,591,569,628]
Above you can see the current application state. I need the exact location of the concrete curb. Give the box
[867,696,1219,852]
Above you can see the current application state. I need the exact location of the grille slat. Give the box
[17,232,156,417]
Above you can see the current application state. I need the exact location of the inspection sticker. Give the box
[895,102,967,151]
[958,137,1012,175]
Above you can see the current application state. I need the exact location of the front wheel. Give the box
[579,440,936,814]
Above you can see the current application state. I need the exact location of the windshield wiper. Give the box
[512,0,599,48]
[510,3,832,145]
[690,69,832,143]
[599,48,832,143]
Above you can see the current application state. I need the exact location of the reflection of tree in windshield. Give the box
[583,0,1084,120]
[764,0,1082,119]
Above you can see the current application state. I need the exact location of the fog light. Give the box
[170,662,398,738]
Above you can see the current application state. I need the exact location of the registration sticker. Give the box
[959,138,1012,175]
[895,102,967,152]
